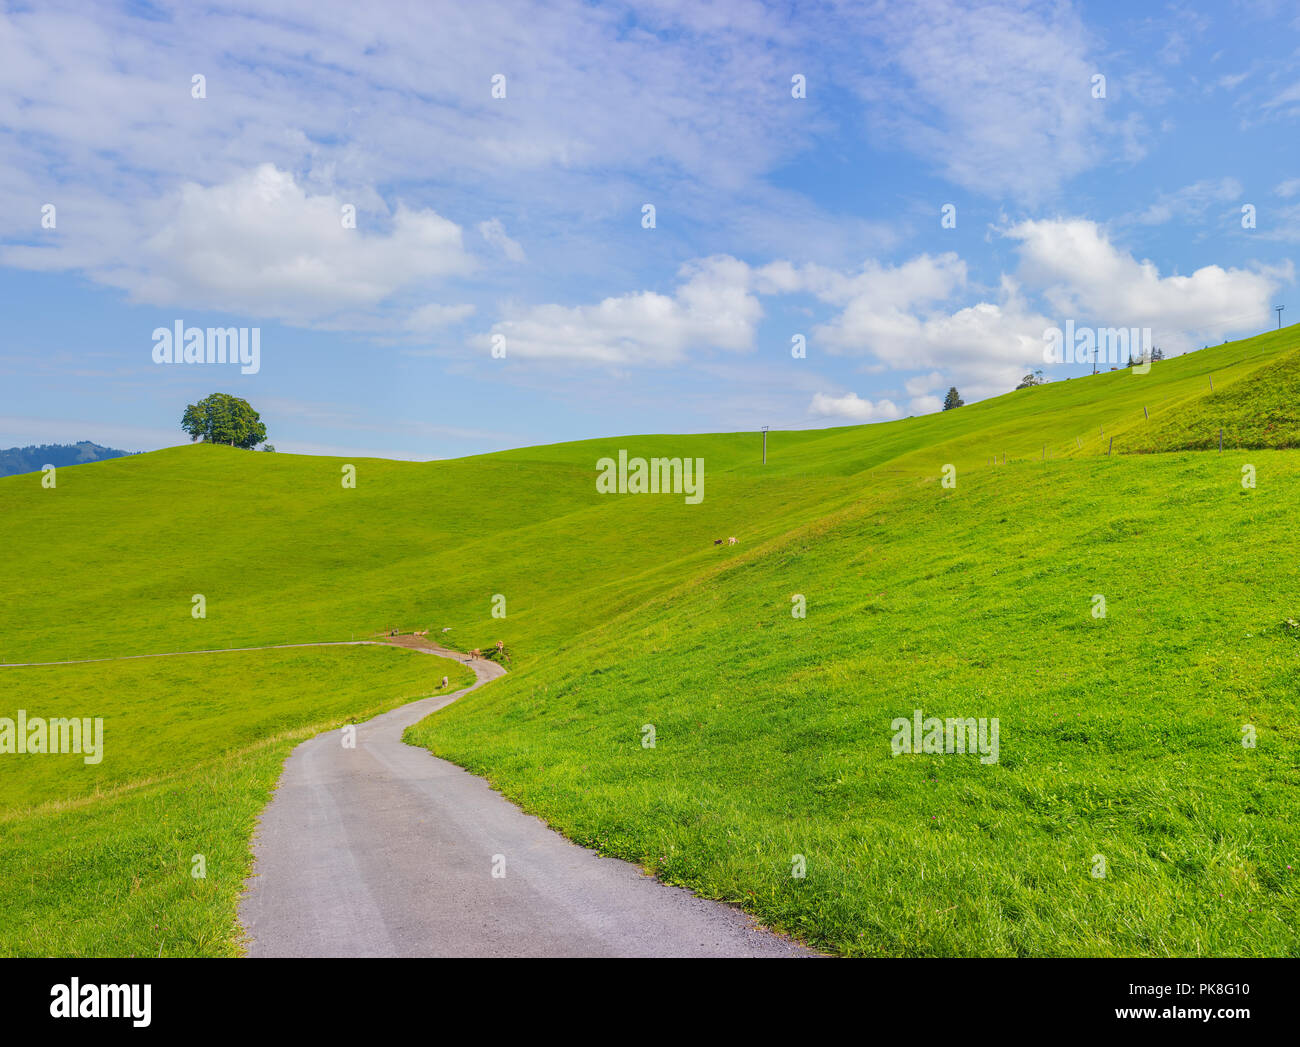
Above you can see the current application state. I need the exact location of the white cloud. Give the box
[1262,80,1300,112]
[1128,177,1243,225]
[1008,217,1289,347]
[0,0,827,292]
[477,256,761,365]
[1216,71,1251,90]
[1,164,476,325]
[904,372,945,397]
[406,303,478,331]
[773,253,1052,400]
[473,216,1289,402]
[844,0,1136,199]
[1275,178,1300,199]
[768,218,1289,399]
[478,219,526,262]
[808,391,901,422]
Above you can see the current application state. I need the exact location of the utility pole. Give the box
[762,425,769,465]
[1092,348,1098,376]
[1277,305,1285,330]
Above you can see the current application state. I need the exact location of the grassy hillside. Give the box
[1121,346,1300,453]
[414,451,1300,955]
[0,647,472,955]
[1,324,1297,955]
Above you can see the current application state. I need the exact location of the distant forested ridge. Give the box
[0,441,137,477]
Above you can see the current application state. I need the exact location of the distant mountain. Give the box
[0,441,137,477]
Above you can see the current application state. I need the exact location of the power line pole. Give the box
[761,425,769,465]
[1277,305,1285,330]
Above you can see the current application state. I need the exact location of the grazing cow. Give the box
[496,640,504,650]
[713,538,723,546]
[728,536,738,545]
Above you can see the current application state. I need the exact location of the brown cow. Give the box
[469,648,481,660]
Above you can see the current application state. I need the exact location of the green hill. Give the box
[2,324,1297,956]
[1121,345,1300,453]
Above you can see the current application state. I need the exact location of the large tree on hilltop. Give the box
[181,393,267,449]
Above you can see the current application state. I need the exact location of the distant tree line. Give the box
[0,442,135,478]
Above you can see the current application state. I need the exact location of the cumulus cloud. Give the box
[761,218,1288,401]
[1,164,476,325]
[0,0,825,291]
[755,219,1286,401]
[476,256,761,365]
[471,215,1288,405]
[1007,217,1288,346]
[808,391,901,422]
[759,254,1051,400]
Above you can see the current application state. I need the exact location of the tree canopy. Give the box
[181,393,267,449]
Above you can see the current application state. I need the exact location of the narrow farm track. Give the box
[237,638,812,957]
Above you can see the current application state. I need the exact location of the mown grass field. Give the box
[1,325,1296,955]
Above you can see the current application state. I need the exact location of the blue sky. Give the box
[1,0,1297,459]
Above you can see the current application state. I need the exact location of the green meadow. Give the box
[1,326,1297,955]
[0,648,472,956]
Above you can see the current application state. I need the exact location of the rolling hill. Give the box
[1,324,1297,956]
